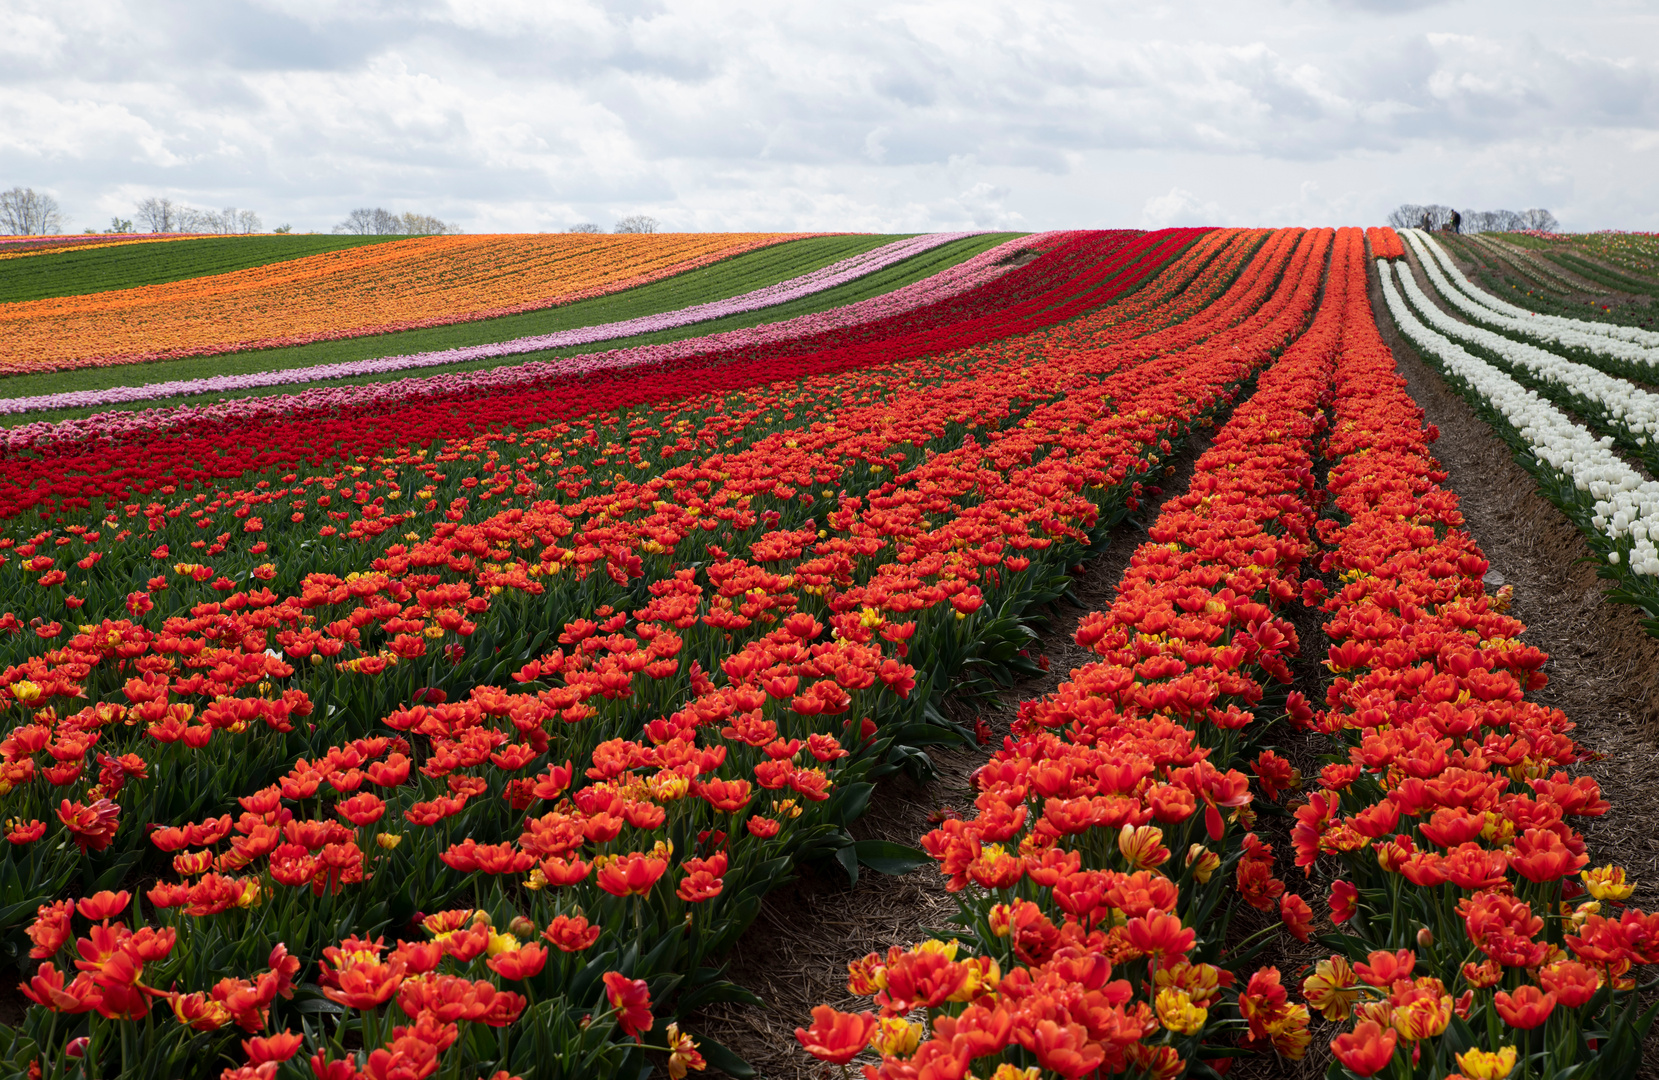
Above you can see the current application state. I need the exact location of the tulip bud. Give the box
[508,916,536,941]
[1416,926,1434,949]
[310,654,323,666]
[65,1038,89,1059]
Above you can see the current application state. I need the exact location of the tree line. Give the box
[333,208,461,236]
[1387,204,1560,235]
[0,188,277,236]
[136,198,263,235]
[0,187,467,238]
[0,188,64,236]
[567,215,660,234]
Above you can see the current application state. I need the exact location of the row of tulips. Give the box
[0,227,1289,872]
[0,231,1216,660]
[0,232,1013,418]
[1406,231,1659,363]
[0,225,1287,920]
[0,228,1230,684]
[1377,260,1659,609]
[0,230,1155,500]
[1368,229,1406,261]
[1294,245,1659,1080]
[0,230,1051,445]
[0,233,807,374]
[0,229,1309,1077]
[1395,236,1659,479]
[0,227,1276,697]
[0,227,1274,761]
[795,225,1348,1079]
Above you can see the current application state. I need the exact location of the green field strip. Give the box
[0,234,410,304]
[2,232,1020,427]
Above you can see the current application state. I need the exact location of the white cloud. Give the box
[1141,188,1228,229]
[1,0,1656,231]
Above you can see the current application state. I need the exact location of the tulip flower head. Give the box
[1331,1021,1398,1077]
[794,1004,877,1064]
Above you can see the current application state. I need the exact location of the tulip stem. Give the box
[41,1013,57,1080]
[363,1004,381,1055]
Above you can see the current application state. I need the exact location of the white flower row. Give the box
[1379,259,1659,576]
[1392,251,1659,448]
[1404,229,1659,354]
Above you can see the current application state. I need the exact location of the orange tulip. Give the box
[595,853,667,897]
[794,1004,877,1064]
[601,971,653,1041]
[1493,985,1556,1030]
[1331,1021,1397,1076]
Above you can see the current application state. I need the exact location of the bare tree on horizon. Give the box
[334,207,461,235]
[1387,203,1560,234]
[613,214,659,234]
[0,187,64,235]
[135,197,178,233]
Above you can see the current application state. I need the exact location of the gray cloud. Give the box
[1,0,1655,232]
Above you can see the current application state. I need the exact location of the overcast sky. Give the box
[3,0,1656,234]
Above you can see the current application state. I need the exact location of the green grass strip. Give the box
[3,232,1019,427]
[0,234,408,304]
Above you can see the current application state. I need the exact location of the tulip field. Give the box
[0,223,1655,1080]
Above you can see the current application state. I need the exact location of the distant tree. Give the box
[399,211,460,235]
[566,223,602,234]
[334,208,378,235]
[1387,204,1458,231]
[613,214,659,234]
[1519,208,1560,232]
[135,197,176,233]
[1456,209,1526,234]
[189,207,261,235]
[1388,202,1557,234]
[106,217,135,234]
[273,224,293,234]
[334,207,458,235]
[0,187,64,235]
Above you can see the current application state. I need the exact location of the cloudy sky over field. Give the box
[3,0,1656,233]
